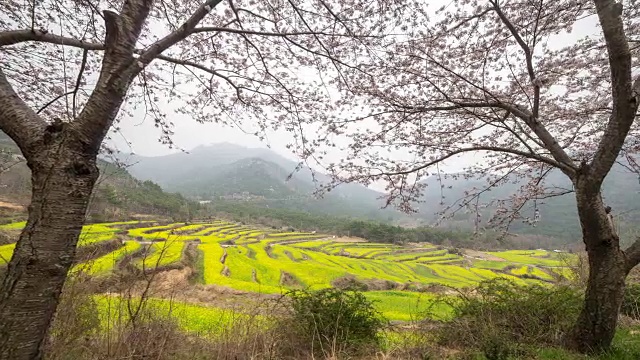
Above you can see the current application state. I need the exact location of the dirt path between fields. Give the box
[0,200,24,211]
[463,249,506,261]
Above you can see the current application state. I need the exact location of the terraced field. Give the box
[0,220,574,321]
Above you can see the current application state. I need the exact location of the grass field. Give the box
[0,219,575,322]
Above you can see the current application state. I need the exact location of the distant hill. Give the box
[119,143,405,221]
[416,163,640,245]
[169,157,313,199]
[0,132,198,222]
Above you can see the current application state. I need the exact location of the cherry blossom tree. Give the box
[307,0,640,353]
[0,0,399,357]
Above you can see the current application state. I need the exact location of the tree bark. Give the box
[567,178,629,353]
[569,241,627,352]
[0,140,99,359]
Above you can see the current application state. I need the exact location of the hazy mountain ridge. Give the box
[416,164,640,243]
[4,128,639,242]
[168,157,313,199]
[121,143,404,221]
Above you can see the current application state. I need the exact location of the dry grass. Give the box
[44,269,390,360]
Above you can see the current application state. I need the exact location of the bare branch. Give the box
[0,29,104,49]
[401,101,577,174]
[490,0,540,118]
[72,49,89,119]
[37,91,74,114]
[190,26,362,38]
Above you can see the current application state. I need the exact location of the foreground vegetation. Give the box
[43,274,640,360]
[1,219,638,358]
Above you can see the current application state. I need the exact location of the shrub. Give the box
[45,275,101,359]
[622,283,640,320]
[285,288,387,356]
[435,278,582,356]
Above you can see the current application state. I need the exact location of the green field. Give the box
[0,220,575,321]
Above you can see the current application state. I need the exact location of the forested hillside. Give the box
[0,132,198,222]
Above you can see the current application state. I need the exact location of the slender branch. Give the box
[398,101,577,174]
[0,27,361,53]
[191,27,362,38]
[72,49,89,119]
[490,0,540,118]
[393,49,575,173]
[373,145,564,176]
[0,28,256,92]
[37,91,74,114]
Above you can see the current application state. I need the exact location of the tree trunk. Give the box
[0,143,98,360]
[567,181,628,353]
[569,240,627,352]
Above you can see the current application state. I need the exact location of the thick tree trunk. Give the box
[567,181,628,353]
[0,144,98,359]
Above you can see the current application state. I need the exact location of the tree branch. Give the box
[72,49,89,119]
[73,0,153,154]
[36,91,74,114]
[590,0,638,184]
[0,29,104,49]
[136,0,224,67]
[490,0,541,118]
[624,237,640,272]
[0,28,262,91]
[374,145,564,176]
[191,27,361,38]
[0,27,360,51]
[0,68,46,159]
[402,101,577,174]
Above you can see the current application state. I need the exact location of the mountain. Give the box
[120,143,403,221]
[169,157,313,199]
[0,132,198,222]
[415,163,640,245]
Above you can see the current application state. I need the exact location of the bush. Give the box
[435,278,583,357]
[285,288,387,356]
[622,283,640,320]
[45,275,101,359]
